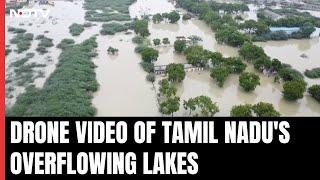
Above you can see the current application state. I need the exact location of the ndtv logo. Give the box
[9,9,50,18]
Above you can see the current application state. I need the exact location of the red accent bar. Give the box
[0,0,5,179]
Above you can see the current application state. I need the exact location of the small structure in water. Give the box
[300,53,308,59]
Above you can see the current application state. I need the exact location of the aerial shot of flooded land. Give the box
[4,0,320,117]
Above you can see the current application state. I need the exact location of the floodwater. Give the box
[5,0,320,116]
[5,0,90,107]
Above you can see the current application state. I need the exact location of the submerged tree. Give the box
[239,72,261,92]
[165,63,186,83]
[107,46,119,55]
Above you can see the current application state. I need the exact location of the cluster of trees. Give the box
[230,102,280,117]
[69,23,85,36]
[7,37,99,116]
[165,63,186,83]
[239,72,261,92]
[215,27,250,47]
[9,29,34,54]
[84,0,134,22]
[35,35,54,54]
[107,46,119,55]
[183,96,219,117]
[239,42,309,101]
[308,85,320,102]
[304,67,320,79]
[100,22,130,35]
[158,79,180,116]
[134,19,150,37]
[152,38,170,46]
[208,1,249,13]
[152,11,181,24]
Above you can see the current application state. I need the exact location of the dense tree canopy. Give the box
[308,85,320,102]
[283,80,307,101]
[239,72,261,92]
[141,48,159,63]
[165,63,186,83]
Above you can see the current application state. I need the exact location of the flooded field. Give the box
[5,0,320,116]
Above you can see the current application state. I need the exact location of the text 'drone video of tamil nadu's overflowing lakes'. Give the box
[5,0,320,117]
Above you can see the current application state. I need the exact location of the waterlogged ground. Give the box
[5,0,320,116]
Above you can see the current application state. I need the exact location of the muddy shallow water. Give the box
[5,0,320,116]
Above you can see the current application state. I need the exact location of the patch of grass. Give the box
[36,36,54,54]
[7,37,99,117]
[57,39,75,50]
[84,0,135,22]
[69,23,85,36]
[10,32,34,53]
[100,22,129,35]
[305,68,320,79]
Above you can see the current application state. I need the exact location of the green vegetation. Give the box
[146,73,156,83]
[7,37,99,117]
[10,32,34,53]
[132,36,145,44]
[174,39,187,53]
[215,27,250,47]
[57,39,75,50]
[7,27,27,34]
[210,66,231,87]
[231,102,280,117]
[107,46,119,55]
[100,22,129,35]
[308,85,320,102]
[153,38,161,46]
[162,38,170,45]
[140,47,159,63]
[36,36,54,54]
[84,0,134,22]
[152,13,163,23]
[239,72,261,92]
[69,23,85,36]
[185,46,210,67]
[165,63,186,83]
[5,49,12,56]
[304,68,320,79]
[283,80,307,101]
[152,11,180,24]
[134,20,150,37]
[182,13,192,21]
[183,96,219,117]
[158,79,180,116]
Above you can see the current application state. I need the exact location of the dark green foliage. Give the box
[69,23,85,36]
[140,62,154,73]
[230,104,253,117]
[152,13,163,23]
[36,36,54,54]
[107,46,119,55]
[84,0,134,22]
[146,73,156,83]
[239,42,266,62]
[162,38,170,45]
[182,13,192,20]
[159,79,177,98]
[165,63,186,82]
[167,11,180,23]
[174,40,187,53]
[57,39,75,50]
[10,32,34,53]
[252,102,280,117]
[132,36,145,44]
[7,37,99,117]
[304,68,320,79]
[210,66,231,87]
[100,22,129,35]
[183,96,219,117]
[239,72,261,92]
[134,20,150,37]
[279,67,304,81]
[7,27,27,34]
[215,27,250,47]
[283,80,307,101]
[5,49,12,56]
[140,48,159,63]
[185,46,210,67]
[225,57,247,74]
[153,39,161,46]
[160,97,180,116]
[308,85,320,102]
